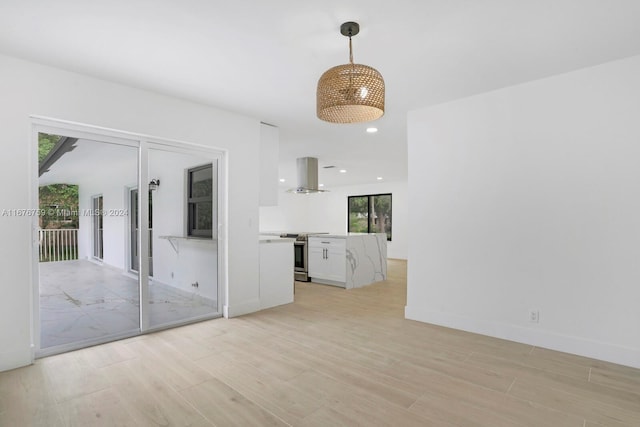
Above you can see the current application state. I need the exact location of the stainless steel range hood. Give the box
[287,157,327,194]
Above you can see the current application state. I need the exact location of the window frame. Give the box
[186,163,214,238]
[347,193,392,241]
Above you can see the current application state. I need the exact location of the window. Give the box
[348,193,392,241]
[187,164,213,237]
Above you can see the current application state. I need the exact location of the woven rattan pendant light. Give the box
[317,22,385,123]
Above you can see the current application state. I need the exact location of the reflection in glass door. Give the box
[129,189,153,276]
[146,146,220,328]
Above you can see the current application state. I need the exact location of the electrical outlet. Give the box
[529,309,539,323]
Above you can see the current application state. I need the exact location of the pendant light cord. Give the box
[349,36,353,64]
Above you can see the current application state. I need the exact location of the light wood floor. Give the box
[1,260,639,426]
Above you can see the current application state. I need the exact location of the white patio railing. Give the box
[39,229,79,262]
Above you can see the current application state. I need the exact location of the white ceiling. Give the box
[3,1,640,188]
[39,139,138,187]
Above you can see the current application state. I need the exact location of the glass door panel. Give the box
[38,135,140,353]
[146,146,219,328]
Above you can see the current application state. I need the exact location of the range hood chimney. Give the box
[287,157,327,194]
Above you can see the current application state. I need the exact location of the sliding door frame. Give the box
[30,116,227,359]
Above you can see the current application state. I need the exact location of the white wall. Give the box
[258,190,313,234]
[0,53,261,372]
[74,148,220,302]
[406,54,640,368]
[149,149,217,300]
[78,184,132,270]
[260,181,408,259]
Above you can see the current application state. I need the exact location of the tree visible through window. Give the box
[348,193,392,241]
[38,133,79,230]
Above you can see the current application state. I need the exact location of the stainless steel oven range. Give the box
[294,237,308,281]
[280,233,327,281]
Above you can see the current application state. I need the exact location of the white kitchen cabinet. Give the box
[308,237,346,286]
[308,233,388,289]
[259,238,294,309]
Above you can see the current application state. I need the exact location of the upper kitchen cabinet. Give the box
[259,123,279,206]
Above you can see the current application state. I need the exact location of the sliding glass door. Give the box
[35,125,223,357]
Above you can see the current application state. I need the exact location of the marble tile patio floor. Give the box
[39,260,217,349]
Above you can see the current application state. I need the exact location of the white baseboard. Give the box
[405,305,640,369]
[0,347,33,373]
[224,297,261,318]
[310,278,346,288]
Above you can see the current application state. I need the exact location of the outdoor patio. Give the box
[40,259,217,349]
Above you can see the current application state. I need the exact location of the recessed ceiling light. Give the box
[319,183,325,187]
[377,177,383,180]
[366,127,378,133]
[279,178,286,182]
[339,169,347,173]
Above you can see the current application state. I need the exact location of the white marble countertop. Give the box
[260,231,330,236]
[309,233,386,239]
[259,236,295,244]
